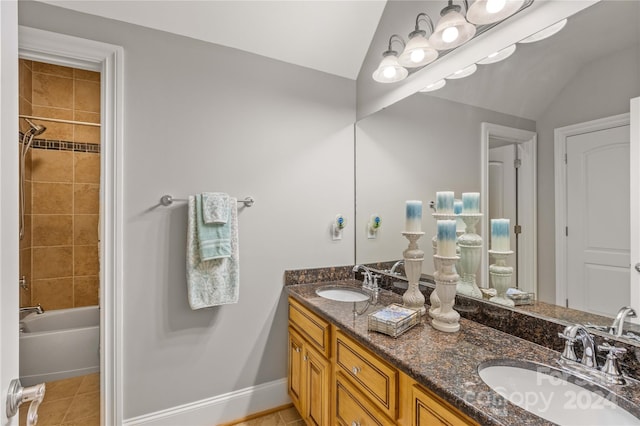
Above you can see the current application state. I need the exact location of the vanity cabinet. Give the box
[288,298,331,426]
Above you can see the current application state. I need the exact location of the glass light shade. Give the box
[477,44,516,64]
[519,19,567,43]
[372,54,409,83]
[419,79,446,92]
[446,63,477,79]
[466,0,525,25]
[429,10,477,50]
[398,34,439,67]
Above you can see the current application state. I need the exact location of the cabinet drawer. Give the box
[335,330,397,419]
[335,372,394,426]
[412,384,478,426]
[289,297,330,357]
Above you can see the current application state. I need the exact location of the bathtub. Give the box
[20,305,99,386]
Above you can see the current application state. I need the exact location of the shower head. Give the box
[24,118,46,136]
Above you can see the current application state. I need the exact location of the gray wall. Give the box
[19,2,355,419]
[536,45,640,303]
[355,93,535,278]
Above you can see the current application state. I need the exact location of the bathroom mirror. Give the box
[355,1,640,329]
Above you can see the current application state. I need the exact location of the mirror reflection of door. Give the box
[565,123,630,317]
[489,141,518,283]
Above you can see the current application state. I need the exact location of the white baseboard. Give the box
[123,377,290,426]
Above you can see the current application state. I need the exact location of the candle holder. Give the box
[430,255,461,333]
[430,213,455,314]
[457,213,483,299]
[402,231,426,316]
[488,250,515,307]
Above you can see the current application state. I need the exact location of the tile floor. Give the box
[19,373,99,426]
[229,405,304,426]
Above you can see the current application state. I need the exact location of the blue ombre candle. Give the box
[491,218,510,251]
[453,199,465,232]
[437,220,457,257]
[462,192,480,213]
[405,200,423,232]
[436,191,454,214]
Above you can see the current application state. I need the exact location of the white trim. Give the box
[554,113,631,307]
[122,378,290,426]
[18,26,125,426]
[631,98,640,322]
[480,123,537,295]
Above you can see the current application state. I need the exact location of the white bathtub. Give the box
[20,305,99,386]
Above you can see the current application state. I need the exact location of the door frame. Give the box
[554,113,631,309]
[481,122,537,295]
[18,27,124,424]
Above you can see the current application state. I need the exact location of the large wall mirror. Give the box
[355,0,640,323]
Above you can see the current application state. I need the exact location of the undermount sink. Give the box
[478,359,640,425]
[315,285,370,303]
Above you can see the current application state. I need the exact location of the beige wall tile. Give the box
[32,214,73,247]
[74,214,99,245]
[73,124,101,144]
[31,106,74,141]
[32,246,73,279]
[31,149,73,183]
[74,245,99,276]
[74,153,100,184]
[74,184,99,214]
[23,149,32,181]
[20,285,32,308]
[20,60,33,102]
[74,276,99,307]
[73,68,100,82]
[32,182,72,214]
[32,73,73,109]
[20,248,31,281]
[18,99,32,128]
[32,61,74,78]
[73,111,100,124]
[24,179,32,215]
[31,277,73,310]
[74,80,100,113]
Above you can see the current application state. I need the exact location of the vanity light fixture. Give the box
[446,63,477,79]
[398,13,439,68]
[420,79,447,92]
[477,44,516,64]
[519,18,567,43]
[466,0,525,25]
[429,1,477,50]
[372,34,409,83]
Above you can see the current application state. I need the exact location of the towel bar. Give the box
[160,194,254,208]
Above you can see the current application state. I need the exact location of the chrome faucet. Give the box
[610,306,637,337]
[559,323,627,385]
[20,304,44,315]
[389,260,404,275]
[352,265,373,288]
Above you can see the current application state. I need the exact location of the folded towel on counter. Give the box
[202,192,230,224]
[187,195,239,309]
[196,194,231,261]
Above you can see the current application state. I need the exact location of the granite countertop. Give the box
[285,280,640,426]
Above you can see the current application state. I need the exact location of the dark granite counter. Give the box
[285,280,640,426]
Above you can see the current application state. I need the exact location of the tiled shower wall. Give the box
[19,60,101,310]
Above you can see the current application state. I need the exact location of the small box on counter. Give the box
[368,303,420,338]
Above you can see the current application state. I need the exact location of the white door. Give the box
[1,1,21,424]
[566,125,630,316]
[489,143,517,279]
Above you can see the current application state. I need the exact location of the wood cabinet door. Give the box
[288,327,305,415]
[412,385,474,426]
[305,344,331,426]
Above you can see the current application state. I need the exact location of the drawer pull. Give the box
[351,366,361,375]
[351,421,361,426]
[295,347,301,353]
[304,356,308,361]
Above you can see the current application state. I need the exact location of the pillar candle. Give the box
[437,220,457,257]
[453,200,463,215]
[436,191,454,214]
[462,192,480,213]
[453,199,465,232]
[405,200,422,232]
[491,218,510,251]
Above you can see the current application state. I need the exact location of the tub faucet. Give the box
[610,306,637,337]
[20,304,44,315]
